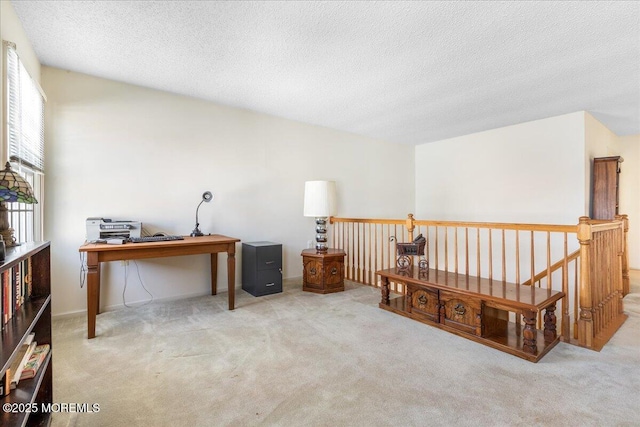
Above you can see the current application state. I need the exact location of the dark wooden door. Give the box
[592,156,622,220]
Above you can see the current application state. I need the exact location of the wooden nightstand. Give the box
[301,248,346,294]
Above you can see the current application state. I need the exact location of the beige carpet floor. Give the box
[50,274,640,427]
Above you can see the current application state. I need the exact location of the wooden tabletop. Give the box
[377,267,564,310]
[300,248,346,258]
[79,234,240,252]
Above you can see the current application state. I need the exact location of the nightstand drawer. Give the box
[323,260,343,286]
[303,258,323,286]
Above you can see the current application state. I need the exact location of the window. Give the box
[3,40,45,242]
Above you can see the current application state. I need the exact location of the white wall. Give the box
[43,67,414,316]
[415,112,640,272]
[618,134,640,269]
[414,112,586,224]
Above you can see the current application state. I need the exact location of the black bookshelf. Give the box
[0,242,52,427]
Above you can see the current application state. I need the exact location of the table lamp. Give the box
[0,162,38,247]
[190,191,213,237]
[303,180,336,253]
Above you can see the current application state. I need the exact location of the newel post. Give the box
[577,216,593,348]
[615,214,630,296]
[406,214,415,240]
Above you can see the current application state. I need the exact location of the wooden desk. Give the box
[377,267,564,362]
[79,234,240,339]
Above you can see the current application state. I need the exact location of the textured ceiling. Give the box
[10,0,640,145]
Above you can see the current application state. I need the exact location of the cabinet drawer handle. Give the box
[310,267,317,275]
[265,282,275,287]
[265,261,275,265]
[453,303,466,316]
[331,267,338,275]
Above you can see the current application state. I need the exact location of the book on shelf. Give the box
[26,257,33,297]
[20,344,50,380]
[1,258,33,328]
[2,269,10,324]
[10,333,36,389]
[0,369,10,397]
[15,261,21,308]
[0,270,4,326]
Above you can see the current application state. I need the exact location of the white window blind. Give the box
[6,43,45,172]
[3,41,45,242]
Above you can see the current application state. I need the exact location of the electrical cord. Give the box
[79,252,87,288]
[81,238,155,307]
[122,260,154,308]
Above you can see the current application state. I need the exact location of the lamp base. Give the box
[0,203,17,247]
[315,217,328,253]
[0,228,17,247]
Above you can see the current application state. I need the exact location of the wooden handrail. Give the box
[414,220,576,233]
[589,222,624,233]
[332,216,576,233]
[330,217,405,225]
[521,250,580,287]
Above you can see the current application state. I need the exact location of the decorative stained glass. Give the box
[0,162,38,204]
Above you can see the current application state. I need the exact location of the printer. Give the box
[86,217,142,241]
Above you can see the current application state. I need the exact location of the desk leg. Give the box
[210,253,218,295]
[96,262,101,315]
[227,245,236,310]
[86,253,100,339]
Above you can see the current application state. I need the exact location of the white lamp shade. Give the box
[304,180,336,217]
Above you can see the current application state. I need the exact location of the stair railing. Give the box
[330,214,629,351]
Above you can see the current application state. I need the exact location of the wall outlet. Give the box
[307,240,313,249]
[120,260,129,266]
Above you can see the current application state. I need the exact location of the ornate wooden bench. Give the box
[377,267,565,362]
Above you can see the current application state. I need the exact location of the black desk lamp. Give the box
[190,191,213,237]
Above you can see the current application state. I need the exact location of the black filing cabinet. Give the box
[242,242,283,296]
